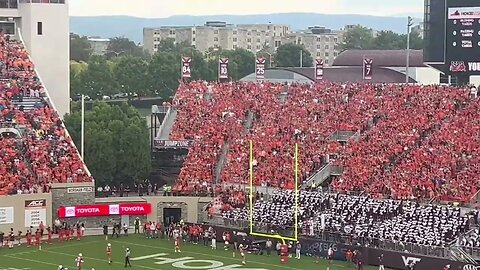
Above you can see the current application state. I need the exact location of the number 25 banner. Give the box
[363,58,373,80]
[218,57,229,80]
[256,57,266,80]
[181,56,192,79]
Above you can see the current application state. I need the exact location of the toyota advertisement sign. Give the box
[58,203,152,218]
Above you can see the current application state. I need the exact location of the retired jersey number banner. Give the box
[315,58,324,81]
[57,203,152,218]
[256,57,266,80]
[363,58,373,80]
[181,56,192,78]
[218,58,229,80]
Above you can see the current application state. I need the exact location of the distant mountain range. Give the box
[70,13,423,43]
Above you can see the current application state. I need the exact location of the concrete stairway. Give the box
[157,108,177,140]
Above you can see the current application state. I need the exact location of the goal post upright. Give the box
[294,142,299,242]
[248,140,300,243]
[249,139,254,235]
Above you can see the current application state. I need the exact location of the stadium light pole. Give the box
[81,94,85,160]
[300,49,303,68]
[406,16,413,84]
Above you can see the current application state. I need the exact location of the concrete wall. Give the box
[95,196,212,224]
[1,179,212,232]
[18,2,70,118]
[415,67,441,85]
[0,192,52,232]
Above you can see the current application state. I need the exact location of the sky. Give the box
[69,0,423,18]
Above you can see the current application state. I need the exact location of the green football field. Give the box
[0,235,393,270]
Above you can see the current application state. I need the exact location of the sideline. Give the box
[45,249,158,270]
[5,254,75,269]
[1,239,101,256]
[114,239,346,269]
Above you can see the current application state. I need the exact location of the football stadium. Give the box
[2,0,480,270]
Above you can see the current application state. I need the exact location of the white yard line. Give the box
[4,254,74,269]
[115,240,345,269]
[2,239,101,256]
[45,249,158,270]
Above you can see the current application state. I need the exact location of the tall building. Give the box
[143,22,343,67]
[144,21,290,55]
[88,37,110,55]
[282,26,342,66]
[0,0,70,117]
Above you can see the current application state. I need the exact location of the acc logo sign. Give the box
[25,200,46,208]
[401,256,421,267]
[464,265,480,270]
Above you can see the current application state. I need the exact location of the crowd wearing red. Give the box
[170,81,477,203]
[0,34,91,195]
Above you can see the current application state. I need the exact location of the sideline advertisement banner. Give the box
[366,246,469,270]
[0,207,14,224]
[58,203,152,218]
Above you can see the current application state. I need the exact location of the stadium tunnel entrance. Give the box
[164,207,182,225]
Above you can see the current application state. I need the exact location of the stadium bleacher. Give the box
[220,190,473,248]
[171,80,478,203]
[0,33,91,195]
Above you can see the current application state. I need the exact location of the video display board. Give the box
[445,0,480,74]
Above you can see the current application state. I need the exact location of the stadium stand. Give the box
[220,190,473,248]
[0,34,91,195]
[171,80,478,203]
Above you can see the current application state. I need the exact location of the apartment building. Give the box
[282,26,342,66]
[144,21,289,54]
[143,22,343,66]
[87,37,109,55]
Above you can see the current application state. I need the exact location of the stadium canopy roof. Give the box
[332,49,425,67]
[240,67,417,84]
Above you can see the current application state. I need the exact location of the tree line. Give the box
[340,25,423,51]
[70,34,313,100]
[64,102,151,187]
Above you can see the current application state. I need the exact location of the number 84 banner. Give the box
[181,57,192,79]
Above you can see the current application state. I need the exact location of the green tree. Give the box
[70,33,93,62]
[77,56,119,98]
[225,48,256,80]
[70,68,82,96]
[275,43,313,67]
[147,52,180,99]
[256,50,274,68]
[107,36,146,58]
[400,31,424,50]
[64,102,151,186]
[372,31,404,50]
[113,56,149,96]
[70,60,88,76]
[340,25,375,51]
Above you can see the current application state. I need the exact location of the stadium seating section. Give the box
[0,34,91,195]
[171,81,478,203]
[221,190,472,247]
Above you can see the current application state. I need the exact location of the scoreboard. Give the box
[445,0,480,74]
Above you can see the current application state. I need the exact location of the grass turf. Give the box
[0,235,393,270]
